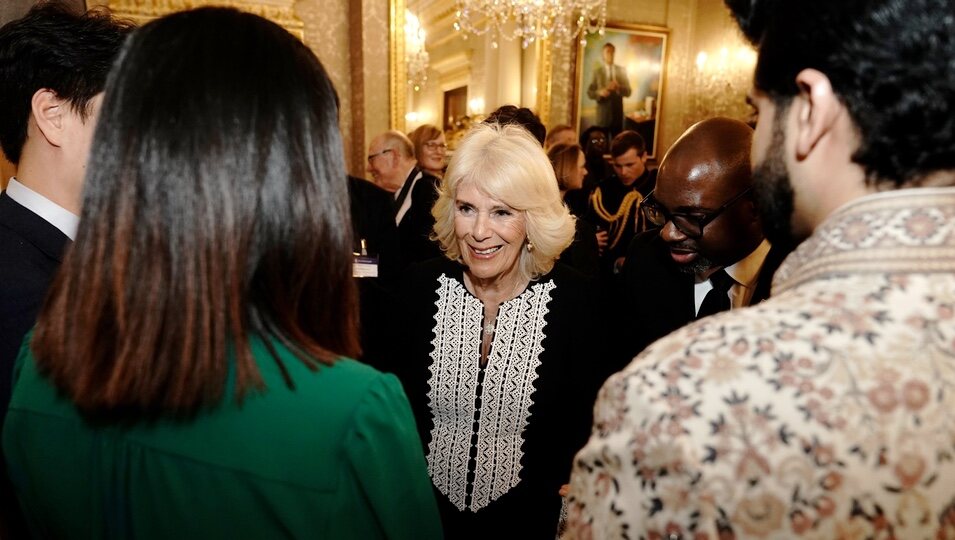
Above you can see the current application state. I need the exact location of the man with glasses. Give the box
[616,117,787,360]
[366,130,440,267]
[564,0,955,537]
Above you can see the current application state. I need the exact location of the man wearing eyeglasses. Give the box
[366,130,441,268]
[564,0,955,537]
[615,117,788,360]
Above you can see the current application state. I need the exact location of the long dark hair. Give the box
[32,7,359,418]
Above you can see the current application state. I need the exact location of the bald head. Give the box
[651,117,763,274]
[367,130,417,191]
[660,117,753,194]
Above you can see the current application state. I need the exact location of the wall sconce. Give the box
[406,10,429,92]
[467,97,485,116]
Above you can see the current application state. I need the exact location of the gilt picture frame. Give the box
[574,23,669,158]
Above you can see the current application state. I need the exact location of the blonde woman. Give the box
[397,123,607,538]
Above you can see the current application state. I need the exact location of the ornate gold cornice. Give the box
[106,0,304,39]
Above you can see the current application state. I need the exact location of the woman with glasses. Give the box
[409,124,448,179]
[2,8,441,538]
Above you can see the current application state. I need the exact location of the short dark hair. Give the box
[579,125,609,148]
[33,7,359,418]
[0,3,132,164]
[602,43,615,52]
[610,130,646,158]
[725,0,955,187]
[483,105,546,145]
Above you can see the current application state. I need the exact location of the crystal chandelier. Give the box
[453,0,607,49]
[406,10,429,92]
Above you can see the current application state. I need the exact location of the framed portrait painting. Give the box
[575,24,669,158]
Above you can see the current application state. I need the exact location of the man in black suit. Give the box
[0,3,130,415]
[618,117,789,363]
[0,4,131,534]
[366,130,441,269]
[348,175,400,373]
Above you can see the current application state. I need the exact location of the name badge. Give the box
[353,255,379,278]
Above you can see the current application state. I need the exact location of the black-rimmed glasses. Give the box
[641,186,753,239]
[367,148,393,164]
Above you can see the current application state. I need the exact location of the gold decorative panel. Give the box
[104,0,304,38]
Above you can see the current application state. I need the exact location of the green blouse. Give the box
[3,336,442,539]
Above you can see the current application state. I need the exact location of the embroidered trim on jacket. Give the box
[426,274,555,512]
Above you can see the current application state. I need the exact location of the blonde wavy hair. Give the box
[432,122,575,281]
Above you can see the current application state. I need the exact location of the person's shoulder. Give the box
[348,175,391,204]
[408,255,456,278]
[542,262,598,301]
[399,256,458,294]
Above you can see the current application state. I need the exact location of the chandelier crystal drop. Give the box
[453,0,607,49]
[406,10,429,92]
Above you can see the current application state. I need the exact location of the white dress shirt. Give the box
[5,178,78,240]
[693,239,771,315]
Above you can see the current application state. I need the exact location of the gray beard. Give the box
[674,252,716,276]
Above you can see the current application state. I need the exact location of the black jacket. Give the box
[616,230,789,367]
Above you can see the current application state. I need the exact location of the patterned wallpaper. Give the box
[295,0,356,174]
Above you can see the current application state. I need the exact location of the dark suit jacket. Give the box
[348,175,399,283]
[348,176,400,373]
[396,168,441,270]
[559,217,600,281]
[0,192,69,418]
[0,191,68,537]
[616,230,789,367]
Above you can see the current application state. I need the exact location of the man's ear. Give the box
[793,69,842,159]
[31,89,67,148]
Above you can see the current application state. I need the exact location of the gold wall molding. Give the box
[390,0,408,132]
[105,0,304,38]
[535,38,553,128]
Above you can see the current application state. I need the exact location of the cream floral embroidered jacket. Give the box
[564,188,955,539]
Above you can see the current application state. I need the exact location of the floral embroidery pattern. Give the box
[564,188,955,539]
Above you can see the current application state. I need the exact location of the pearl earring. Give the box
[526,242,534,252]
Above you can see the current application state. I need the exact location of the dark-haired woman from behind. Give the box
[1,8,441,539]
